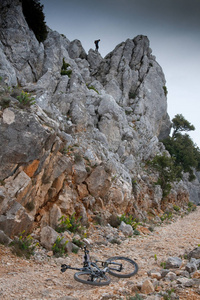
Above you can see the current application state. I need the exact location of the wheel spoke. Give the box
[74,271,111,286]
[106,256,138,278]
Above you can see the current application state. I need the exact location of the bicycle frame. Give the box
[61,246,109,274]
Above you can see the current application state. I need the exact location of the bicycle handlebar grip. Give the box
[61,268,66,273]
[61,264,70,272]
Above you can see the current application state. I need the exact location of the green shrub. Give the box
[25,200,35,211]
[52,236,68,257]
[187,201,196,212]
[56,213,83,234]
[160,261,166,269]
[188,201,193,208]
[118,214,140,229]
[127,294,143,300]
[128,91,137,99]
[21,0,48,42]
[9,231,37,259]
[133,229,140,236]
[0,97,11,108]
[74,152,82,163]
[17,91,36,107]
[163,288,175,300]
[173,205,180,212]
[87,84,99,94]
[61,69,72,77]
[160,211,173,222]
[148,226,154,232]
[72,238,84,248]
[86,166,91,173]
[163,86,168,96]
[72,247,79,254]
[110,238,121,245]
[147,153,182,198]
[61,58,72,77]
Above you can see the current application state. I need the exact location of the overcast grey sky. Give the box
[40,0,200,147]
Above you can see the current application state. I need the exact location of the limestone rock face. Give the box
[0,42,17,86]
[0,0,44,84]
[0,0,198,240]
[0,108,55,180]
[96,36,171,140]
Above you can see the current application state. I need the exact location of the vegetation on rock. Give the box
[21,0,48,43]
[148,153,182,198]
[162,114,200,181]
[17,90,36,107]
[61,58,72,77]
[52,236,68,257]
[56,213,83,234]
[9,231,38,259]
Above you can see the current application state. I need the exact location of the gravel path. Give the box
[1,207,200,300]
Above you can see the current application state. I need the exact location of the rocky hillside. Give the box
[0,0,199,240]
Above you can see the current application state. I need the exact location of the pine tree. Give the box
[21,0,48,43]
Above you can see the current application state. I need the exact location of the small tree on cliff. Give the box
[148,153,182,198]
[21,0,48,43]
[171,114,195,138]
[162,114,200,181]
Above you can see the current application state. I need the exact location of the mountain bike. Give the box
[61,245,138,286]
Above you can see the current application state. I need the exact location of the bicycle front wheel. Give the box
[106,256,138,278]
[74,271,111,286]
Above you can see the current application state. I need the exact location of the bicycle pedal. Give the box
[61,267,67,273]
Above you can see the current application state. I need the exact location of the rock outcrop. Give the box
[0,0,199,239]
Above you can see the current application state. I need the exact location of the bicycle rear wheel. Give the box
[74,271,111,286]
[106,256,138,278]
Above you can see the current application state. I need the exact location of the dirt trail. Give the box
[1,208,200,300]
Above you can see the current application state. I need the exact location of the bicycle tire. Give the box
[74,271,111,286]
[106,256,138,278]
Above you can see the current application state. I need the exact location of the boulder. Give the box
[141,279,154,294]
[40,226,59,250]
[68,39,87,60]
[188,247,200,259]
[165,257,182,269]
[0,230,12,245]
[119,221,133,237]
[49,204,62,229]
[176,277,195,287]
[165,271,177,281]
[185,261,197,273]
[0,200,34,237]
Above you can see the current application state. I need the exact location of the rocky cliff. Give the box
[0,0,199,239]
